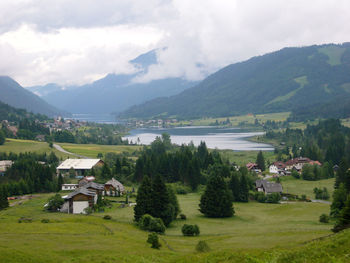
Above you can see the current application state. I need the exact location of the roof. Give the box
[0,160,13,172]
[65,188,96,199]
[256,179,283,193]
[105,178,125,192]
[80,176,95,182]
[246,162,258,170]
[272,161,286,169]
[82,182,104,191]
[57,159,103,170]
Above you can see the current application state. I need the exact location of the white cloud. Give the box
[0,0,350,86]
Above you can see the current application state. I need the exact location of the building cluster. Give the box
[58,158,125,214]
[42,117,86,133]
[269,157,322,175]
[129,119,179,128]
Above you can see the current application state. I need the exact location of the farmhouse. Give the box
[61,184,78,191]
[104,178,125,196]
[57,159,104,177]
[256,179,283,194]
[61,188,97,214]
[78,176,96,187]
[269,161,286,174]
[82,181,104,195]
[0,160,13,176]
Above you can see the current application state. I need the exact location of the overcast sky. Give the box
[1,0,350,87]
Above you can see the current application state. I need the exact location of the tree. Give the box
[330,183,347,217]
[147,233,161,249]
[256,151,266,171]
[238,174,249,202]
[167,185,180,220]
[101,163,112,180]
[57,174,64,192]
[151,174,172,226]
[0,130,5,145]
[0,186,9,210]
[229,173,240,201]
[134,176,153,222]
[199,174,234,218]
[46,194,64,212]
[333,195,350,232]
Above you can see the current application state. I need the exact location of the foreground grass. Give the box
[0,189,337,263]
[0,138,70,159]
[58,143,142,158]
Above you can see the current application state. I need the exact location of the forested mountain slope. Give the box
[121,43,350,119]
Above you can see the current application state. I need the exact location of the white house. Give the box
[61,184,78,191]
[57,159,104,176]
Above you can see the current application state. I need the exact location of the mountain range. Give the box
[120,43,350,119]
[0,76,66,117]
[28,50,198,114]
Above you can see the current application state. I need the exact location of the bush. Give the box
[18,217,32,223]
[266,193,281,203]
[319,214,329,223]
[139,214,166,233]
[195,240,210,252]
[255,191,266,203]
[103,215,112,220]
[180,214,187,220]
[41,218,50,223]
[147,233,161,249]
[182,224,200,236]
[46,194,64,212]
[300,194,307,201]
[84,207,93,215]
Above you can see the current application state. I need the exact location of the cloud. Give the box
[0,0,350,86]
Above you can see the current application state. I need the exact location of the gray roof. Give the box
[82,182,104,191]
[105,178,125,192]
[65,188,96,199]
[256,179,283,193]
[57,159,103,170]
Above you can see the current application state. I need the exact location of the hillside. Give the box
[31,50,198,114]
[120,43,350,119]
[0,76,66,117]
[0,101,48,122]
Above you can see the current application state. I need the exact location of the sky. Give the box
[0,0,350,87]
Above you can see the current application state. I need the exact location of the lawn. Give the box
[0,188,335,263]
[57,143,142,158]
[0,138,70,159]
[219,150,276,166]
[278,176,335,200]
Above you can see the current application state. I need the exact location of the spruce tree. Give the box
[330,183,347,217]
[167,185,180,220]
[101,163,112,180]
[57,174,64,192]
[199,174,234,218]
[151,174,172,226]
[229,173,240,201]
[238,174,250,202]
[256,151,266,171]
[333,195,350,232]
[0,186,9,210]
[134,176,153,222]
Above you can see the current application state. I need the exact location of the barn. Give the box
[61,188,97,214]
[56,159,104,177]
[104,178,125,196]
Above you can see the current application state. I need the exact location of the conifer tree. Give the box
[57,174,64,192]
[238,174,250,202]
[134,176,153,222]
[151,174,172,226]
[0,186,9,210]
[199,174,234,218]
[330,183,347,217]
[256,151,266,171]
[101,163,112,180]
[229,173,240,201]
[333,195,350,232]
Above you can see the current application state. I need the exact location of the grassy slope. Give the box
[0,138,70,159]
[0,188,338,263]
[57,143,142,158]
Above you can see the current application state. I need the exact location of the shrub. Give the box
[18,217,32,223]
[139,214,166,233]
[147,233,161,249]
[195,240,210,252]
[180,214,187,220]
[84,207,93,215]
[319,214,329,223]
[255,191,266,203]
[182,224,200,236]
[103,215,112,220]
[266,193,281,203]
[46,194,64,212]
[300,194,307,201]
[41,218,50,223]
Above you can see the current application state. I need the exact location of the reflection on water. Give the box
[123,127,274,151]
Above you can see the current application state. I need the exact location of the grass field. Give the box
[0,138,70,159]
[279,176,335,200]
[220,150,276,166]
[57,143,142,158]
[0,185,337,263]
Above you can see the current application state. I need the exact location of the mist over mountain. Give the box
[0,76,66,117]
[28,49,198,114]
[120,43,350,119]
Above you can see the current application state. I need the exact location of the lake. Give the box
[123,126,274,151]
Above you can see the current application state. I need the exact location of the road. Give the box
[53,143,88,159]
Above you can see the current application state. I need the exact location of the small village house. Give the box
[0,160,13,176]
[61,188,97,214]
[78,176,96,187]
[104,178,125,196]
[82,181,104,195]
[256,179,283,194]
[57,159,104,177]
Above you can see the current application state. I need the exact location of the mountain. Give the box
[30,49,198,114]
[0,100,48,122]
[0,76,67,117]
[120,43,350,119]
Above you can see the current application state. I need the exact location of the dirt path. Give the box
[53,143,88,159]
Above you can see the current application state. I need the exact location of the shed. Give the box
[62,188,97,214]
[105,178,125,196]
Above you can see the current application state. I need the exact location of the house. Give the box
[57,159,104,177]
[256,180,283,194]
[269,161,286,174]
[104,178,125,196]
[78,176,96,187]
[0,160,13,176]
[61,184,78,191]
[82,181,104,195]
[61,188,97,214]
[246,162,259,171]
